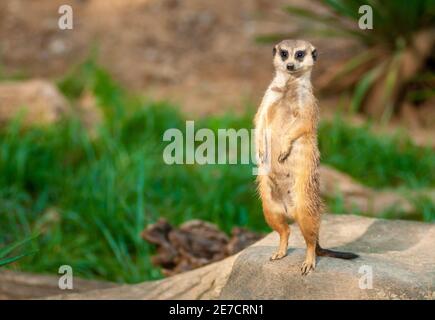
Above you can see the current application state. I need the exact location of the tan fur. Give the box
[255,39,322,275]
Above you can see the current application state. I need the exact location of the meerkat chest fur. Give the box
[268,73,313,126]
[256,73,318,166]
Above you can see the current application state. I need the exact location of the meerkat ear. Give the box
[273,46,277,57]
[311,48,318,61]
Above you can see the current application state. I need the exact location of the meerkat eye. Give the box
[295,50,306,60]
[280,50,288,60]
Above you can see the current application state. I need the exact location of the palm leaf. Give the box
[284,4,370,42]
[333,49,377,80]
[351,62,385,112]
[317,49,378,90]
[322,0,362,20]
[285,5,347,28]
[380,53,403,123]
[259,0,435,118]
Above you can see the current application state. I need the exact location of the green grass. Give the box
[319,118,435,189]
[0,62,433,283]
[0,236,37,267]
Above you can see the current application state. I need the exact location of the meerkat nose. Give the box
[286,63,295,71]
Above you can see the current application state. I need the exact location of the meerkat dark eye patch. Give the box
[295,50,306,61]
[280,49,288,61]
[312,49,318,61]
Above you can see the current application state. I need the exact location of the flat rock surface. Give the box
[221,215,434,299]
[48,215,434,300]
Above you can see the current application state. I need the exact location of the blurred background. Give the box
[0,0,434,285]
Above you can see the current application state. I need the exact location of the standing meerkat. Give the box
[255,39,358,275]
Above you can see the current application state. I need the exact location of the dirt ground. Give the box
[0,0,358,114]
[0,0,433,142]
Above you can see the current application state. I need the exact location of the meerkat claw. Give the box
[270,251,287,261]
[301,261,315,275]
[278,151,290,163]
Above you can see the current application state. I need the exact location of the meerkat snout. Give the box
[286,63,295,71]
[273,39,317,75]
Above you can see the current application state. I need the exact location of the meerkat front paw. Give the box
[278,150,290,163]
[270,250,287,261]
[278,143,293,163]
[300,259,316,275]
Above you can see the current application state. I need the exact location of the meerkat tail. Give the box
[316,243,359,260]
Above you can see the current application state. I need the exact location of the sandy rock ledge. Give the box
[46,215,434,300]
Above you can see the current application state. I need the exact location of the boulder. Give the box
[0,79,69,125]
[48,214,434,300]
[319,165,434,217]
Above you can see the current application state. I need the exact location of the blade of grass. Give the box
[0,251,38,267]
[0,235,38,258]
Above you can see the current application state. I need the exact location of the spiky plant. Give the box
[258,0,435,122]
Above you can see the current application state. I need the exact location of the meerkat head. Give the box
[272,39,317,77]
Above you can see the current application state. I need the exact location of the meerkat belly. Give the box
[270,136,319,206]
[290,138,320,201]
[268,108,297,164]
[287,138,311,168]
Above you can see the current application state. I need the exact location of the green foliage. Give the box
[0,236,37,267]
[410,195,435,222]
[259,0,435,118]
[319,117,435,189]
[0,62,433,282]
[281,0,434,46]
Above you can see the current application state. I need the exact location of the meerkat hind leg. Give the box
[264,206,290,261]
[296,212,319,275]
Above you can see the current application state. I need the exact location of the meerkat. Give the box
[255,39,358,275]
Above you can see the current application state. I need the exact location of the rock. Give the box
[0,79,69,125]
[0,270,116,300]
[49,214,434,300]
[319,165,428,217]
[141,218,263,276]
[220,215,434,299]
[226,227,264,256]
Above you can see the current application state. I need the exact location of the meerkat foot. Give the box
[300,259,316,275]
[270,250,287,261]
